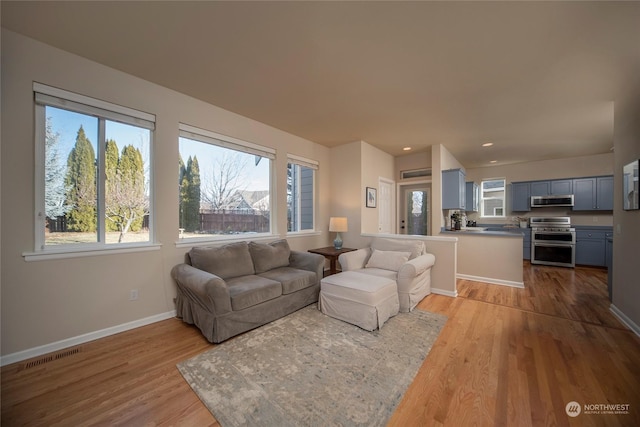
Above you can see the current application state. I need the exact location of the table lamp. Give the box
[329,217,348,250]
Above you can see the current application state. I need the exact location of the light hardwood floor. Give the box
[2,262,639,426]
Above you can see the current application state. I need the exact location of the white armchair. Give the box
[338,237,436,312]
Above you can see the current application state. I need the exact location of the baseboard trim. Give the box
[431,288,458,298]
[610,304,640,337]
[0,310,177,367]
[457,274,525,289]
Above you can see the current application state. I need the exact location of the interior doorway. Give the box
[399,183,431,236]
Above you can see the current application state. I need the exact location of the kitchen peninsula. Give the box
[441,227,524,287]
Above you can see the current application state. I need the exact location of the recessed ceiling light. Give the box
[482,142,494,147]
[403,147,412,151]
[490,160,497,164]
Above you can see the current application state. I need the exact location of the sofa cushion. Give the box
[189,242,255,280]
[259,267,317,294]
[371,238,424,260]
[366,249,410,271]
[226,275,283,311]
[249,239,291,274]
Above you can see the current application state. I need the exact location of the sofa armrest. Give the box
[171,264,232,314]
[289,250,325,282]
[398,253,436,280]
[338,248,371,271]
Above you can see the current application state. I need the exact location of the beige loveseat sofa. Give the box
[337,237,435,312]
[171,239,324,343]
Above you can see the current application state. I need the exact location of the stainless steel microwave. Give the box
[530,194,574,208]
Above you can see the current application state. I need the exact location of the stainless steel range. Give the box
[530,217,576,268]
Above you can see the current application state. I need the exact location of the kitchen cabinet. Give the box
[551,179,573,195]
[606,234,613,300]
[511,182,531,212]
[573,176,614,211]
[522,228,531,260]
[575,228,609,267]
[465,181,479,212]
[442,169,466,210]
[529,179,573,196]
[530,181,550,197]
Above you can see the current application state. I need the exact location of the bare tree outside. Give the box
[202,152,251,210]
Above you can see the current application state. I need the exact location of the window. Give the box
[34,83,154,251]
[287,155,318,232]
[178,124,274,239]
[480,178,506,218]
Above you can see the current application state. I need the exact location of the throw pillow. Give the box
[371,238,425,260]
[249,239,291,274]
[190,242,255,280]
[366,249,410,271]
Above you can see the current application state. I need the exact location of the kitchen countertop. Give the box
[440,227,525,238]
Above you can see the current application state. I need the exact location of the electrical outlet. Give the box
[130,289,139,301]
[592,216,598,223]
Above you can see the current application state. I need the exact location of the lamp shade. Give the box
[329,217,348,232]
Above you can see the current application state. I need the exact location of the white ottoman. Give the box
[319,271,400,331]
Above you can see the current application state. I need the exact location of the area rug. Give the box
[177,305,447,427]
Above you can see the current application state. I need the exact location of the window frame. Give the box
[480,177,507,219]
[286,154,318,235]
[177,123,276,245]
[28,83,157,260]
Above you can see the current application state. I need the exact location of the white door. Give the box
[378,178,394,234]
[399,184,431,235]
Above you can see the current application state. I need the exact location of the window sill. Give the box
[23,243,162,262]
[174,233,279,249]
[286,230,321,238]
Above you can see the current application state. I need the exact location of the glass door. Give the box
[400,185,431,236]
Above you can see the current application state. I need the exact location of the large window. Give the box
[287,155,317,232]
[481,178,506,218]
[34,84,154,250]
[178,124,274,239]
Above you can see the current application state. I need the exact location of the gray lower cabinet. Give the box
[575,229,610,267]
[522,228,531,260]
[606,235,613,300]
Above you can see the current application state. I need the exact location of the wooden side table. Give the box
[308,246,357,276]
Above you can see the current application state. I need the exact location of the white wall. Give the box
[0,29,330,358]
[361,142,395,234]
[465,153,615,226]
[329,141,364,249]
[454,234,524,287]
[611,84,640,334]
[395,150,432,182]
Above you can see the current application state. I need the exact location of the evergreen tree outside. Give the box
[182,156,201,232]
[179,154,187,230]
[64,125,97,232]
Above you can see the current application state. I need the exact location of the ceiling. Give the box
[3,1,640,168]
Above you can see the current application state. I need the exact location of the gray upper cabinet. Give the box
[465,181,479,212]
[551,179,573,195]
[442,169,466,210]
[511,182,531,212]
[530,179,573,196]
[573,176,613,211]
[530,181,550,197]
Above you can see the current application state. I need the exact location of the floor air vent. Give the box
[24,347,82,369]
